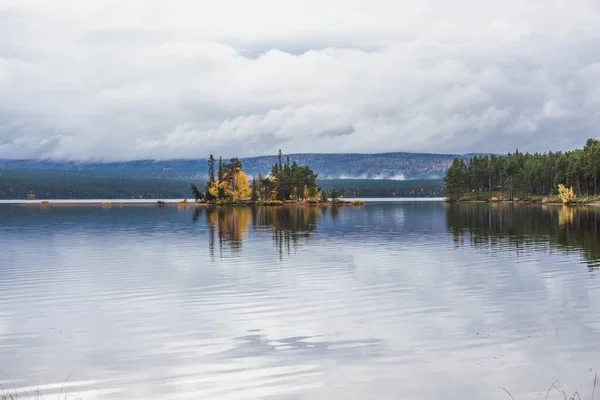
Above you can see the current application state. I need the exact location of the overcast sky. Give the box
[1,0,600,160]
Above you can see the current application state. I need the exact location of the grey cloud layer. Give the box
[1,0,600,160]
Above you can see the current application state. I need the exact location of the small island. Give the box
[187,150,364,207]
[443,138,600,206]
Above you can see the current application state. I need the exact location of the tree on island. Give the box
[270,152,319,201]
[206,157,252,202]
[191,149,326,203]
[217,156,225,199]
[190,184,204,202]
[251,178,258,201]
[205,155,216,201]
[320,190,329,203]
[329,188,340,202]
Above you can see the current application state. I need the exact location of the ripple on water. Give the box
[1,202,600,400]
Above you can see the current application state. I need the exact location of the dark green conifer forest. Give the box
[444,138,600,199]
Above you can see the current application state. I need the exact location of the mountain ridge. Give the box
[0,151,476,180]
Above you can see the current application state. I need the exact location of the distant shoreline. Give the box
[0,197,448,206]
[7,199,370,207]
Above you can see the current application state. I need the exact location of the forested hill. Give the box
[0,152,464,180]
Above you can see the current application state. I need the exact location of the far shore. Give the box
[8,199,367,207]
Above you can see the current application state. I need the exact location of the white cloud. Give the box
[1,0,600,160]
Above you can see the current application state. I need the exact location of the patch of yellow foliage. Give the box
[207,170,252,202]
[208,185,219,199]
[231,170,251,201]
[558,184,576,204]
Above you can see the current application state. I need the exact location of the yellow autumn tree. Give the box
[218,180,233,200]
[207,183,219,200]
[207,168,251,202]
[558,184,576,204]
[303,186,310,200]
[231,170,251,201]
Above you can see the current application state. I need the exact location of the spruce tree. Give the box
[208,155,216,184]
[251,178,258,201]
[205,155,217,201]
[217,157,225,199]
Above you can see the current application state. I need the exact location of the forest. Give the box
[0,169,190,200]
[444,138,600,200]
[321,179,444,198]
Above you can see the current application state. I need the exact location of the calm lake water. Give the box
[1,201,599,400]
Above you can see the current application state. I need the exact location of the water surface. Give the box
[1,201,599,399]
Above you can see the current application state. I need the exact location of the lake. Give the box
[1,201,599,400]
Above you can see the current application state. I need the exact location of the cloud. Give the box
[1,0,600,160]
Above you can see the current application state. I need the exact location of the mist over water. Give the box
[1,202,599,400]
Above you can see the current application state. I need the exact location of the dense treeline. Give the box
[0,169,191,199]
[338,187,444,198]
[444,138,600,199]
[319,179,445,198]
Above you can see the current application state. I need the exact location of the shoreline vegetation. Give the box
[443,191,600,206]
[443,138,600,206]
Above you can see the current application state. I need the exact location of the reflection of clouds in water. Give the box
[0,313,9,336]
[0,203,599,399]
[225,332,384,359]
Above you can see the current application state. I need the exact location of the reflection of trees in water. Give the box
[192,207,251,257]
[253,206,321,259]
[329,205,339,221]
[445,203,600,269]
[558,205,575,227]
[193,206,322,259]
